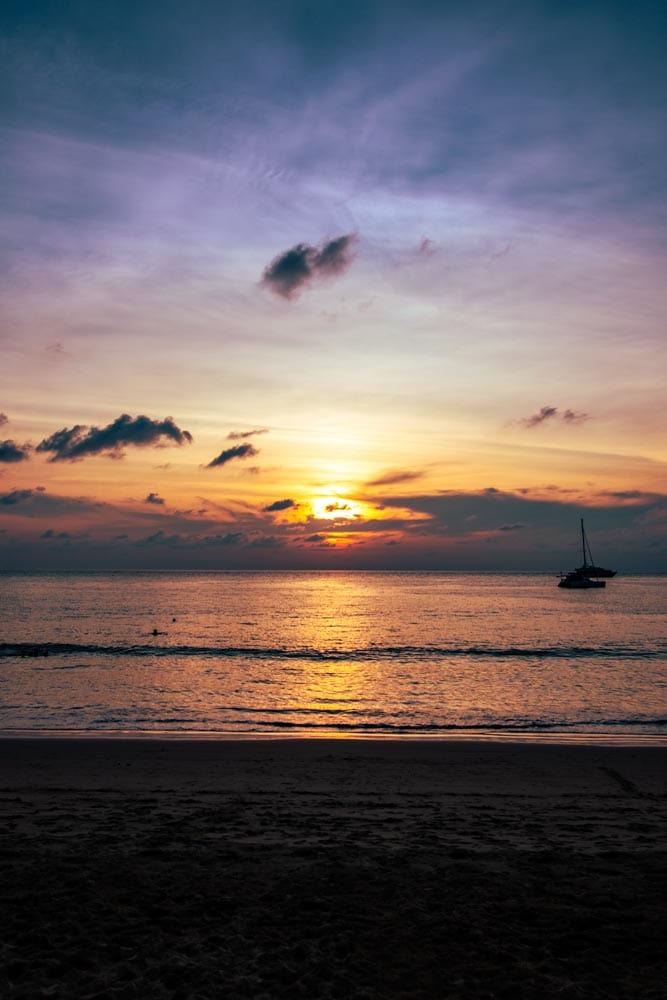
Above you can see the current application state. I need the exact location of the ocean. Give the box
[1,571,665,739]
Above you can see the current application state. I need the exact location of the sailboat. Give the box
[557,519,615,589]
[574,518,616,578]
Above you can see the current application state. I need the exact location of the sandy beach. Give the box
[1,738,665,999]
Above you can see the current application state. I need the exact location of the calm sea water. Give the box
[0,571,665,738]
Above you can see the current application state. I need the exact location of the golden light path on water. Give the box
[0,572,665,739]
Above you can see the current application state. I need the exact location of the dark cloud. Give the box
[200,532,246,547]
[605,490,651,501]
[366,469,424,487]
[247,536,284,549]
[497,523,526,532]
[206,443,258,468]
[1,488,35,505]
[145,492,165,505]
[135,531,181,547]
[227,428,269,440]
[0,413,8,427]
[136,530,246,548]
[261,234,357,300]
[36,414,193,461]
[304,534,327,543]
[324,502,350,512]
[0,440,31,463]
[519,406,589,428]
[40,530,73,539]
[263,498,296,512]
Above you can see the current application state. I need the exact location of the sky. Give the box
[1,0,666,571]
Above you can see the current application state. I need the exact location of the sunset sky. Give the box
[1,0,666,570]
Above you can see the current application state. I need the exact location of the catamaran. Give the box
[557,519,615,589]
[574,518,616,578]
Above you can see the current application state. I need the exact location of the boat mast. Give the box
[580,518,588,569]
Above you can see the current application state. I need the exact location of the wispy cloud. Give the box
[0,413,8,427]
[261,234,358,300]
[561,409,589,424]
[366,469,424,487]
[518,406,589,428]
[206,443,259,469]
[227,428,269,440]
[417,237,438,257]
[519,406,557,428]
[36,414,193,461]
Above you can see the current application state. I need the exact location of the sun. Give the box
[311,495,363,521]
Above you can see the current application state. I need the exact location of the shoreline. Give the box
[2,728,666,746]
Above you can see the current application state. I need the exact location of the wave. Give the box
[228,717,667,732]
[1,640,665,662]
[4,716,665,735]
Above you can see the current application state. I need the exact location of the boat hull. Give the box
[575,565,616,578]
[558,574,606,589]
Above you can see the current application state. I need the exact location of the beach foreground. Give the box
[1,739,666,999]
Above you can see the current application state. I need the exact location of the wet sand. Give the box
[1,738,666,999]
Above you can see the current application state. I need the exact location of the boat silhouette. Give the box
[574,518,616,578]
[557,519,615,589]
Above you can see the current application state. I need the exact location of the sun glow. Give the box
[311,495,363,521]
